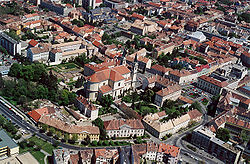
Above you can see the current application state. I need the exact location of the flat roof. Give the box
[0,129,18,149]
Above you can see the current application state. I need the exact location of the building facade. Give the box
[0,32,21,55]
[75,96,99,120]
[104,119,144,138]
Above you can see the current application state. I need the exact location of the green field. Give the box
[28,136,55,154]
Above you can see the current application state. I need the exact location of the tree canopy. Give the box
[216,128,230,142]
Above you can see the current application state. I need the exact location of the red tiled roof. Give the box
[158,143,180,158]
[187,109,202,120]
[28,110,41,122]
[99,85,112,94]
[103,119,144,130]
[29,39,38,47]
[199,75,228,88]
[156,84,181,97]
[131,13,145,20]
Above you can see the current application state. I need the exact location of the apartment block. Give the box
[0,129,19,158]
[0,32,21,55]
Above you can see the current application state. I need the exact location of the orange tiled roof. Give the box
[103,119,144,130]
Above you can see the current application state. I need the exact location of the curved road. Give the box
[0,103,128,151]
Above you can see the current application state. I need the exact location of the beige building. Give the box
[153,42,175,57]
[38,115,100,142]
[142,111,190,139]
[103,119,144,138]
[169,69,197,85]
[75,96,99,120]
[0,130,19,158]
[130,19,162,35]
[154,84,182,107]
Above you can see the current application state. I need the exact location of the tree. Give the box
[18,95,27,106]
[216,128,230,142]
[64,133,69,141]
[72,134,78,141]
[0,73,4,89]
[8,63,21,77]
[100,95,113,108]
[49,127,56,134]
[190,101,202,112]
[240,130,249,142]
[91,141,98,146]
[75,76,84,88]
[56,131,62,138]
[92,118,106,140]
[41,124,48,132]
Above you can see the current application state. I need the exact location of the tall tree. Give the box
[216,128,230,142]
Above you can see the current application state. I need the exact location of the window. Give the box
[118,82,120,86]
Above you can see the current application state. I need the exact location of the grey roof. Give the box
[0,129,18,149]
[210,137,225,146]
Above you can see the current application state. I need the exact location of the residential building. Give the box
[1,152,39,164]
[147,64,173,77]
[154,84,182,107]
[83,0,102,9]
[27,40,89,64]
[38,115,100,141]
[0,129,19,158]
[191,127,242,164]
[28,107,100,141]
[187,31,206,42]
[41,0,74,16]
[53,148,94,164]
[75,96,99,120]
[94,148,119,164]
[103,119,144,138]
[132,143,181,164]
[169,69,197,85]
[157,143,180,164]
[0,32,21,55]
[84,59,138,101]
[153,42,175,57]
[197,75,229,95]
[142,111,191,138]
[130,19,161,36]
[187,109,203,122]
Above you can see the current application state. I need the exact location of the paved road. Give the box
[0,103,130,151]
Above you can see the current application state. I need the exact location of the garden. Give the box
[19,136,56,164]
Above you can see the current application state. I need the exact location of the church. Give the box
[84,49,138,101]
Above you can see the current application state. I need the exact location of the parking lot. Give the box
[182,84,213,106]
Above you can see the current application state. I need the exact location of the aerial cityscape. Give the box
[0,0,249,163]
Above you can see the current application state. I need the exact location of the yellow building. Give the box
[0,129,19,158]
[38,115,100,142]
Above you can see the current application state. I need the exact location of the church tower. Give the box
[131,54,138,89]
[120,49,127,65]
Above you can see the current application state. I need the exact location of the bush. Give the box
[27,141,35,147]
[103,140,109,146]
[98,141,103,146]
[109,140,115,146]
[19,141,27,149]
[91,141,98,146]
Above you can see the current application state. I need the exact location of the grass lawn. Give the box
[28,136,55,154]
[19,147,45,164]
[31,151,45,164]
[57,63,78,70]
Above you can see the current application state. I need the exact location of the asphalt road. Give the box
[0,103,131,151]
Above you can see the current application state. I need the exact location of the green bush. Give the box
[91,141,98,146]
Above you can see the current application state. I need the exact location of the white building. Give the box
[188,31,206,42]
[197,75,229,95]
[154,84,182,107]
[104,119,144,138]
[0,32,21,55]
[75,96,98,120]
